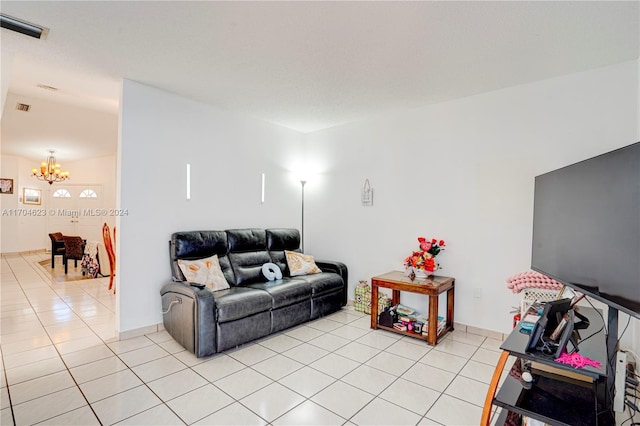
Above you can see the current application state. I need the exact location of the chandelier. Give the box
[32,150,70,185]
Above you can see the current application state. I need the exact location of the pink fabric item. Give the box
[505,270,564,294]
[555,351,602,369]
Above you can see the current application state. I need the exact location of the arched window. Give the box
[52,189,71,198]
[79,189,98,198]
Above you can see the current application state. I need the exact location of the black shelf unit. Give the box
[486,307,615,426]
[494,373,597,426]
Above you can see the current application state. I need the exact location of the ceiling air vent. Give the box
[16,103,31,112]
[1,14,48,39]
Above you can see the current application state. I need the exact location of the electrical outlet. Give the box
[473,288,482,299]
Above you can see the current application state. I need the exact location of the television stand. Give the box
[481,306,615,425]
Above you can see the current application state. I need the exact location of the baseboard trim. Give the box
[117,310,509,343]
[1,248,46,256]
[453,322,508,342]
[118,323,164,341]
[347,297,507,341]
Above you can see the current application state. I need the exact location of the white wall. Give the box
[1,154,54,252]
[118,61,639,352]
[305,60,639,336]
[0,155,44,253]
[65,154,117,218]
[62,154,118,235]
[0,52,12,116]
[0,154,116,253]
[118,80,305,333]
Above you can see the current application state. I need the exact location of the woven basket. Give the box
[521,288,560,315]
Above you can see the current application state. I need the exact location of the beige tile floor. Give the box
[1,251,509,425]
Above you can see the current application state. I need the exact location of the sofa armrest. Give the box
[316,260,348,306]
[160,282,217,357]
[161,281,209,299]
[316,260,348,280]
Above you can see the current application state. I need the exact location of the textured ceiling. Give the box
[1,1,638,160]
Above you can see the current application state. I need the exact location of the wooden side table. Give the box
[370,271,455,345]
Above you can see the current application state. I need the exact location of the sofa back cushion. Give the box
[266,229,301,276]
[169,228,303,286]
[227,229,271,285]
[170,231,235,285]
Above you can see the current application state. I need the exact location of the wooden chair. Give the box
[103,223,116,293]
[62,236,86,274]
[48,232,65,268]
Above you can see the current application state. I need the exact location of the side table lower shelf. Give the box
[374,323,450,343]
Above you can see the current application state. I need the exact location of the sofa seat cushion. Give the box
[212,287,273,323]
[296,272,344,297]
[244,278,311,309]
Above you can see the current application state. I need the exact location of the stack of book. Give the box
[421,315,446,336]
[393,322,409,331]
[391,304,445,336]
[395,304,416,332]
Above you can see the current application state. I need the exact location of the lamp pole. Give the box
[300,180,306,253]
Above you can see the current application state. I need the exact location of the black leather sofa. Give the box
[160,228,348,357]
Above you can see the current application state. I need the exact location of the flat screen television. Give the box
[531,141,640,320]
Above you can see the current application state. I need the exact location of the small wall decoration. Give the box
[0,178,14,194]
[23,188,42,205]
[361,178,373,206]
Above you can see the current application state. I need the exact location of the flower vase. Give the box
[413,269,429,279]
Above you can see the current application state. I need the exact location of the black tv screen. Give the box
[531,141,640,319]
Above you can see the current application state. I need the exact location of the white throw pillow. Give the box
[178,254,230,292]
[285,250,322,276]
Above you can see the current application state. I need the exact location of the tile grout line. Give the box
[423,337,487,421]
[28,253,107,425]
[31,258,115,341]
[3,253,112,425]
[249,317,397,425]
[164,317,360,424]
[340,333,444,425]
[3,252,505,425]
[247,321,359,425]
[0,260,19,426]
[273,315,442,424]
